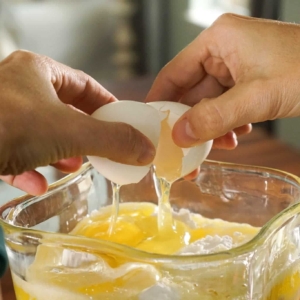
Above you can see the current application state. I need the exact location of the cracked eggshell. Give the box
[87,101,161,185]
[147,101,213,178]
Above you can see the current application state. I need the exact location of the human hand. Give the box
[146,14,300,149]
[0,51,155,195]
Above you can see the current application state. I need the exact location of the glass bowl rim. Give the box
[1,160,300,264]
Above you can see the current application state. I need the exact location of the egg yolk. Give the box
[19,203,259,299]
[265,268,300,300]
[71,203,184,255]
[71,203,259,255]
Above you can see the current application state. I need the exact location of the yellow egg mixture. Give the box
[13,202,261,300]
[13,201,300,300]
[12,111,300,299]
[72,202,259,255]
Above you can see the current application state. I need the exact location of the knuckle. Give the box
[200,14,242,54]
[218,12,234,21]
[2,50,49,75]
[213,13,237,27]
[71,72,91,102]
[210,13,242,39]
[158,66,188,97]
[75,69,88,79]
[159,45,200,94]
[6,50,38,65]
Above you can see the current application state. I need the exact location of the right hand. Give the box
[146,14,300,149]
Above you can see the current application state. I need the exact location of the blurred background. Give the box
[0,0,299,203]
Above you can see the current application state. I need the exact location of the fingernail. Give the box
[138,140,156,164]
[185,120,198,140]
[173,118,199,147]
[231,131,238,148]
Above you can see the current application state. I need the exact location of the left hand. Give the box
[0,50,156,195]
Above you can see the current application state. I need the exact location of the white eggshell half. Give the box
[181,140,213,176]
[147,101,213,178]
[87,101,161,186]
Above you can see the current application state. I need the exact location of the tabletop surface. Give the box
[2,77,300,299]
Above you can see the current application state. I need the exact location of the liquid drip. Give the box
[152,167,174,232]
[108,182,121,235]
[108,110,184,236]
[151,110,185,232]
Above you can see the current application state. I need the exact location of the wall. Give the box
[167,0,202,61]
[2,0,127,80]
[165,1,249,62]
[143,0,201,75]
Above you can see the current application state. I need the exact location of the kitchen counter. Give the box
[2,76,300,299]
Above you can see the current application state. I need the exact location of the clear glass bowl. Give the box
[1,160,300,300]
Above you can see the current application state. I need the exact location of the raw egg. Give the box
[88,100,212,185]
[148,101,213,183]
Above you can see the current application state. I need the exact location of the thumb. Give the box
[60,111,156,166]
[173,81,274,147]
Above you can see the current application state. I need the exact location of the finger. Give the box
[51,157,83,173]
[172,82,271,147]
[145,36,208,103]
[0,170,48,196]
[234,124,252,136]
[212,131,238,150]
[45,57,117,114]
[183,167,200,181]
[57,109,156,166]
[211,125,252,150]
[145,30,234,103]
[179,75,226,107]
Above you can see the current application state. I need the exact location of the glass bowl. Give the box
[1,160,300,300]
